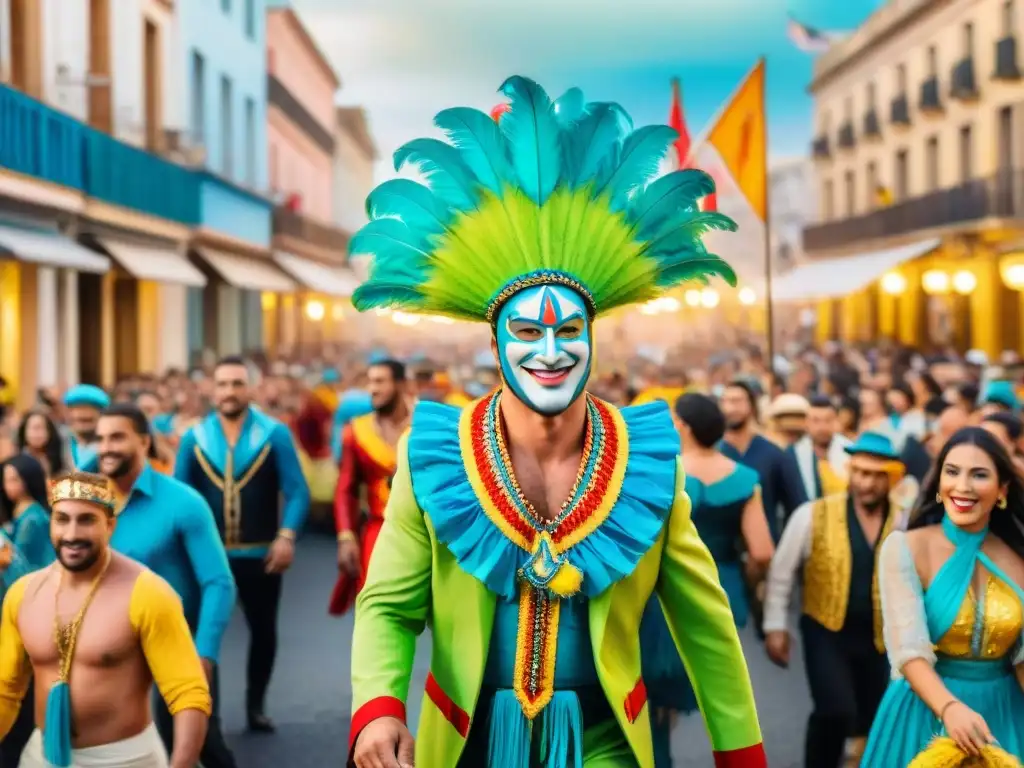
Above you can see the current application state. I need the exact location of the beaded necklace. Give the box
[53,551,111,683]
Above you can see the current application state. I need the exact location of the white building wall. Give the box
[158,283,189,370]
[60,270,80,386]
[332,130,374,233]
[35,266,58,387]
[42,0,89,120]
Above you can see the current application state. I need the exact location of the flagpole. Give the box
[759,55,776,369]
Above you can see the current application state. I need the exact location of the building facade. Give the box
[333,106,377,235]
[783,0,1024,356]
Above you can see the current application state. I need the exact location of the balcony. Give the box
[890,95,911,126]
[273,206,349,253]
[837,122,855,150]
[802,170,1024,252]
[0,84,199,225]
[863,110,881,139]
[812,136,830,160]
[950,58,979,101]
[919,77,943,113]
[994,36,1021,80]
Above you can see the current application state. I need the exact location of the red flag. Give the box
[669,78,716,211]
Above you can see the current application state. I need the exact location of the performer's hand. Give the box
[942,701,994,757]
[338,539,361,576]
[353,716,415,768]
[265,536,295,574]
[764,631,790,668]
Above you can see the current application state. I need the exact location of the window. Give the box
[1003,0,1015,37]
[844,170,855,217]
[823,179,834,220]
[244,97,256,186]
[866,161,878,209]
[896,63,907,95]
[190,51,205,144]
[895,149,909,200]
[927,45,938,77]
[926,136,939,190]
[844,97,853,121]
[220,75,233,178]
[959,124,973,181]
[867,82,876,109]
[963,22,974,56]
[999,106,1014,170]
[245,0,256,39]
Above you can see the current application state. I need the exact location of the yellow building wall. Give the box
[815,299,833,344]
[0,262,21,401]
[101,272,116,387]
[136,280,160,373]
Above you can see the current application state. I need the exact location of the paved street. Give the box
[217,536,810,767]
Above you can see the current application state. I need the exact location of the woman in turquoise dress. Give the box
[862,426,1024,766]
[641,393,775,767]
[1,452,56,571]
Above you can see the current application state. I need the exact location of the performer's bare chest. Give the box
[508,446,582,523]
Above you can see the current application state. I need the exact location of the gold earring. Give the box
[936,493,942,504]
[997,496,1008,510]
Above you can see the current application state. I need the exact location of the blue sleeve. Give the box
[11,515,54,571]
[331,409,346,465]
[272,424,311,534]
[173,429,198,485]
[79,454,99,473]
[177,489,236,662]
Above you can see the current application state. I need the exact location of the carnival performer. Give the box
[174,356,310,733]
[347,76,766,768]
[763,432,910,768]
[861,427,1024,765]
[0,471,211,768]
[641,393,774,767]
[330,359,410,616]
[98,404,238,767]
[63,385,110,472]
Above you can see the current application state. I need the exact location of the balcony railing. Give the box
[890,94,911,126]
[812,136,830,159]
[994,37,1021,80]
[863,110,881,138]
[0,83,199,225]
[802,170,1024,252]
[273,206,350,253]
[919,76,942,112]
[950,58,979,101]
[837,122,855,149]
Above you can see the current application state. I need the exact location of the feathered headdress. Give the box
[350,76,738,324]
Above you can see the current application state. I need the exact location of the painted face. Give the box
[495,285,592,415]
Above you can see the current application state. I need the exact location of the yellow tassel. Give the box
[547,561,583,598]
[908,737,1022,768]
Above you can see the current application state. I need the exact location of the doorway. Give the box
[77,272,104,385]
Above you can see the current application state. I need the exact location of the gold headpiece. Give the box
[49,475,115,514]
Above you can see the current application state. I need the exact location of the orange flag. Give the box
[706,58,767,221]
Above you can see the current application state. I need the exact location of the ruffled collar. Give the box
[407,391,680,599]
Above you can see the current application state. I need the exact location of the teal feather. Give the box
[44,681,72,766]
[351,281,426,312]
[640,211,738,258]
[601,125,678,211]
[349,217,432,257]
[433,107,514,195]
[486,690,531,768]
[553,87,585,124]
[627,169,716,238]
[563,103,627,187]
[365,179,453,236]
[498,75,562,205]
[393,137,480,210]
[656,255,737,287]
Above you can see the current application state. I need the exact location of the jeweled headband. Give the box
[49,475,115,514]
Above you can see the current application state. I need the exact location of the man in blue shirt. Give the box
[175,356,310,732]
[97,403,238,768]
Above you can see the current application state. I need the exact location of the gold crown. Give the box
[49,477,115,513]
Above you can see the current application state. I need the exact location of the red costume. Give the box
[328,413,397,615]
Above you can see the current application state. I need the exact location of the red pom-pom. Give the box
[490,103,511,122]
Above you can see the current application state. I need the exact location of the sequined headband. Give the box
[49,478,116,513]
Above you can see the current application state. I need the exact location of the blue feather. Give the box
[562,103,626,188]
[601,125,678,210]
[627,170,716,239]
[366,179,453,236]
[393,138,480,210]
[656,256,737,288]
[433,107,514,196]
[498,75,563,205]
[553,88,585,124]
[352,282,427,312]
[348,218,432,270]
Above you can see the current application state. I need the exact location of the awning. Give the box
[771,238,941,302]
[193,247,296,292]
[99,238,206,287]
[272,250,361,297]
[0,222,109,273]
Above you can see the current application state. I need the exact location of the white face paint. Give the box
[495,285,592,415]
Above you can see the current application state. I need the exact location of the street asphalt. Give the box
[216,535,810,767]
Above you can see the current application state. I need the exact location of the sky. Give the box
[294,0,884,180]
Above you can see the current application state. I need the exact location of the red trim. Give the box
[347,696,406,758]
[425,672,471,738]
[712,743,768,768]
[623,676,647,723]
